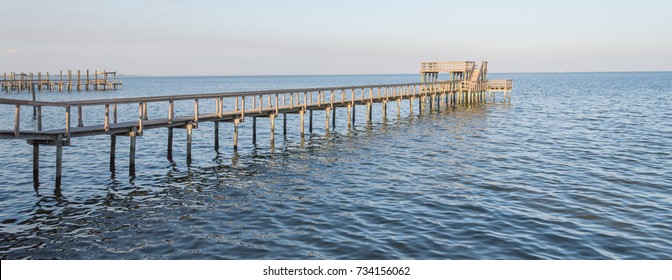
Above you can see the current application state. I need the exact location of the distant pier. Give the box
[1,70,122,93]
[0,61,512,188]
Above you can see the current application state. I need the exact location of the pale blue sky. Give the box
[1,0,670,75]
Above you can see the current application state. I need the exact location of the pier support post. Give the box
[31,84,36,116]
[347,105,352,128]
[129,128,137,177]
[270,114,276,146]
[332,106,336,128]
[410,98,414,115]
[252,117,257,144]
[110,135,116,172]
[325,107,331,134]
[351,104,356,125]
[397,98,401,118]
[33,144,39,187]
[382,101,387,121]
[233,119,239,150]
[186,124,193,163]
[309,110,313,133]
[283,113,287,136]
[56,135,63,188]
[300,110,305,138]
[167,128,173,161]
[214,122,219,151]
[367,103,372,123]
[77,106,83,127]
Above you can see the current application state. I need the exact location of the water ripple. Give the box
[1,73,671,259]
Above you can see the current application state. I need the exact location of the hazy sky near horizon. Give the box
[1,0,671,75]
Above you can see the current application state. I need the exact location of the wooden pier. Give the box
[0,61,512,188]
[1,70,122,93]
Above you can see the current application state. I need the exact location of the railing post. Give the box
[138,103,143,134]
[13,104,20,137]
[104,104,110,131]
[219,97,224,117]
[241,96,245,121]
[37,106,42,131]
[65,106,71,144]
[299,110,305,138]
[194,99,199,124]
[168,100,174,123]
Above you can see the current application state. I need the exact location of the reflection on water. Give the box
[1,73,671,259]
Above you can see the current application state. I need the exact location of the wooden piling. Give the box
[252,117,257,144]
[56,134,63,188]
[77,106,83,127]
[233,119,239,150]
[129,128,136,177]
[332,106,336,128]
[397,98,401,118]
[283,113,287,136]
[33,144,39,187]
[214,122,219,151]
[110,135,116,172]
[309,110,313,133]
[325,107,331,134]
[186,123,193,162]
[37,106,42,131]
[347,105,352,128]
[167,128,173,161]
[270,114,276,145]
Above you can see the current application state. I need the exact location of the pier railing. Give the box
[0,80,510,143]
[420,61,475,73]
[487,80,513,91]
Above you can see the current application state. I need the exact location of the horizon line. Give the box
[114,70,672,78]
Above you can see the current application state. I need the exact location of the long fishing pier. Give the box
[0,61,512,188]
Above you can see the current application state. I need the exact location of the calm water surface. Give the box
[0,73,670,259]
